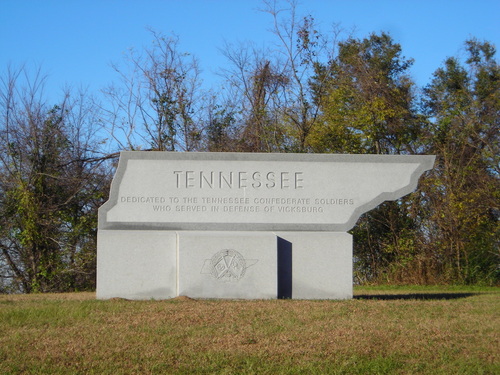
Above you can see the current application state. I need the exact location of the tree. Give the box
[419,39,499,284]
[203,99,239,152]
[307,32,427,283]
[0,66,111,293]
[219,41,290,152]
[309,32,422,155]
[220,0,333,152]
[263,0,336,152]
[101,30,203,152]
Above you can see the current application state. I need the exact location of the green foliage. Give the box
[205,104,238,152]
[418,39,499,285]
[309,32,421,155]
[0,69,111,293]
[307,34,499,286]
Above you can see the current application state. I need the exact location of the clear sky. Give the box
[1,0,499,103]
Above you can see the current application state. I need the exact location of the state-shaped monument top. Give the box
[99,152,435,232]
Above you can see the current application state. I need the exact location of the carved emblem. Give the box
[201,249,258,282]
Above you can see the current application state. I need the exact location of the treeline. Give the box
[1,3,498,292]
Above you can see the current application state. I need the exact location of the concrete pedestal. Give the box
[97,230,352,300]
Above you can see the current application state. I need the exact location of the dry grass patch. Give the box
[0,287,498,374]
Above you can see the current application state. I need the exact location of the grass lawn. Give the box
[0,286,498,374]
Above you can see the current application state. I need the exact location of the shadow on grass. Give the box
[354,293,477,301]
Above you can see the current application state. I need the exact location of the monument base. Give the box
[96,230,177,300]
[97,230,353,300]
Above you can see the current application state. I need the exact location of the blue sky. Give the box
[1,0,499,103]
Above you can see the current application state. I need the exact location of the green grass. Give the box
[0,286,498,374]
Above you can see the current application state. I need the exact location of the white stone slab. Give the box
[99,152,435,232]
[275,232,352,299]
[96,230,177,300]
[177,231,277,299]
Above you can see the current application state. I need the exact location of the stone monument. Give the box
[97,152,434,300]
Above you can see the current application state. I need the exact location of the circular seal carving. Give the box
[210,249,247,282]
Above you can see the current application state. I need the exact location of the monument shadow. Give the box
[354,293,477,301]
[277,237,292,299]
